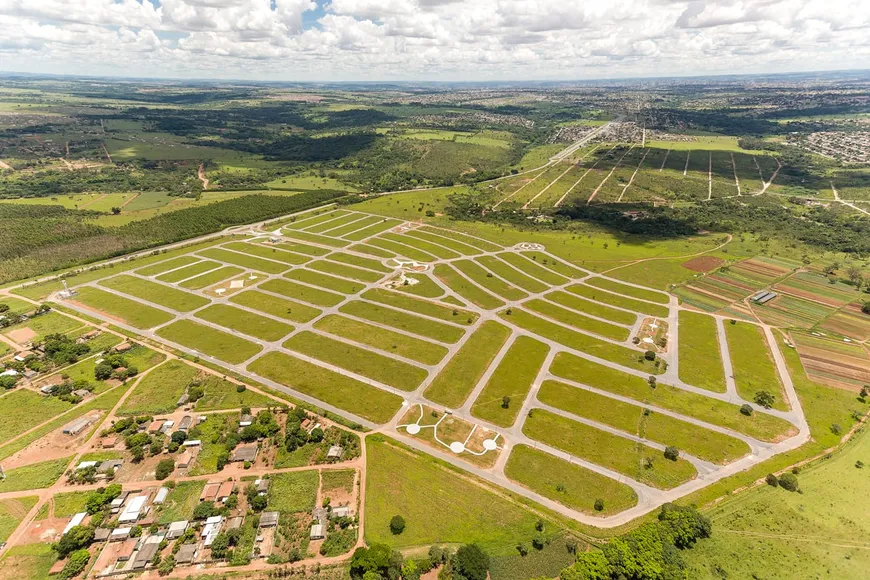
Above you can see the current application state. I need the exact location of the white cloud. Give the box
[0,0,867,80]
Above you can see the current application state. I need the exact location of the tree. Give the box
[740,404,754,416]
[60,548,90,579]
[155,458,174,480]
[664,446,680,461]
[350,543,402,579]
[111,206,121,215]
[560,551,610,580]
[250,495,267,511]
[158,555,175,576]
[754,391,775,409]
[193,501,218,520]
[594,499,605,512]
[778,472,799,492]
[94,362,113,381]
[862,302,870,315]
[210,533,230,559]
[54,525,94,557]
[657,504,711,548]
[644,350,656,361]
[501,396,511,409]
[170,431,187,445]
[766,473,779,487]
[390,515,406,535]
[0,375,17,390]
[308,427,324,443]
[454,544,489,580]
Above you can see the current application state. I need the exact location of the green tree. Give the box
[60,548,90,579]
[454,544,489,580]
[390,515,406,535]
[54,526,94,557]
[560,551,610,580]
[754,391,775,409]
[664,446,680,461]
[778,472,799,492]
[155,459,175,480]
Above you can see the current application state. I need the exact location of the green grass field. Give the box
[453,259,528,301]
[284,268,365,294]
[248,352,403,424]
[118,359,193,415]
[0,457,71,492]
[178,265,245,289]
[678,311,727,392]
[326,252,392,273]
[725,322,788,411]
[523,410,697,489]
[424,321,512,408]
[223,241,309,265]
[73,286,175,329]
[258,277,344,307]
[100,275,209,312]
[538,381,750,465]
[266,471,319,513]
[321,469,356,495]
[382,232,461,260]
[158,481,206,524]
[566,284,670,318]
[195,304,294,341]
[157,320,263,364]
[545,290,637,325]
[2,311,81,342]
[404,230,483,256]
[198,247,290,274]
[314,315,448,365]
[434,264,506,310]
[471,336,550,427]
[475,255,549,293]
[368,237,437,262]
[495,252,568,286]
[0,497,37,543]
[229,289,321,323]
[283,331,428,391]
[155,260,219,283]
[505,445,638,516]
[195,378,274,411]
[362,288,478,324]
[524,298,630,341]
[47,492,90,518]
[585,277,671,304]
[136,256,200,277]
[0,389,74,442]
[0,542,57,580]
[340,300,466,344]
[365,436,554,554]
[307,259,385,282]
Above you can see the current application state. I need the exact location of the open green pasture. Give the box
[307,259,384,282]
[678,311,727,392]
[157,320,263,364]
[195,304,294,342]
[403,229,482,256]
[520,252,586,279]
[0,389,73,442]
[248,352,403,424]
[156,260,220,283]
[424,321,512,408]
[725,321,788,411]
[0,497,37,543]
[340,300,465,343]
[381,232,460,260]
[99,275,209,312]
[136,256,200,277]
[284,331,427,391]
[505,445,638,516]
[198,247,290,274]
[2,311,81,343]
[314,315,447,365]
[284,268,365,294]
[258,277,344,307]
[434,263,505,310]
[538,381,750,464]
[326,252,392,273]
[566,284,670,318]
[283,210,347,230]
[496,252,568,286]
[524,298,630,341]
[0,457,71,492]
[368,236,436,262]
[585,277,670,304]
[304,212,365,234]
[223,241,310,265]
[453,259,528,301]
[118,359,192,415]
[545,290,637,325]
[471,336,549,427]
[524,409,697,489]
[549,352,796,442]
[283,229,351,248]
[362,288,477,324]
[475,255,548,293]
[179,265,245,289]
[267,471,320,514]
[229,289,321,323]
[502,309,661,374]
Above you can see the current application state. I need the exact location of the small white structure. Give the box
[75,461,98,471]
[110,527,132,542]
[202,516,223,547]
[182,439,202,447]
[63,512,87,535]
[166,521,189,540]
[153,487,169,505]
[118,495,147,524]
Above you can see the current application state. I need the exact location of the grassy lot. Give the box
[258,278,344,307]
[327,253,392,273]
[223,241,309,265]
[538,381,750,465]
[365,436,554,555]
[284,210,347,229]
[276,240,331,256]
[362,288,478,324]
[307,259,385,283]
[566,284,670,318]
[48,492,90,518]
[198,247,290,274]
[434,264,506,310]
[324,215,384,237]
[453,259,528,301]
[136,256,200,277]
[284,268,365,294]
[524,298,630,341]
[0,542,58,580]
[340,301,466,344]
[424,321,512,408]
[248,352,403,424]
[549,352,796,442]
[0,389,73,442]
[100,275,210,312]
[2,311,81,342]
[118,359,193,415]
[157,320,263,364]
[471,336,549,427]
[684,428,870,579]
[494,252,569,286]
[505,445,638,516]
[489,534,578,580]
[189,413,235,475]
[306,212,365,234]
[178,265,245,289]
[54,343,162,394]
[475,255,548,293]
[368,237,436,262]
[157,481,206,524]
[196,378,273,411]
[314,315,447,365]
[72,286,174,329]
[350,243,397,258]
[344,219,404,242]
[545,290,638,325]
[283,229,351,248]
[284,331,428,391]
[0,457,72,492]
[502,309,662,374]
[321,469,356,496]
[0,497,37,543]
[524,410,697,489]
[381,232,460,260]
[585,277,670,304]
[156,260,219,283]
[393,273,445,299]
[678,311,727,393]
[519,252,586,279]
[725,321,788,411]
[195,304,294,341]
[229,289,321,323]
[266,471,319,513]
[403,230,483,256]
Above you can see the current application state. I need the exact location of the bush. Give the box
[54,526,93,557]
[830,423,843,436]
[644,350,656,361]
[155,459,175,480]
[778,472,799,492]
[594,499,605,512]
[766,473,778,487]
[754,391,775,409]
[740,404,754,416]
[236,384,246,393]
[60,548,90,579]
[664,446,680,461]
[455,544,489,580]
[390,515,406,535]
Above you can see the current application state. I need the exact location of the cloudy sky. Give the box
[0,0,868,82]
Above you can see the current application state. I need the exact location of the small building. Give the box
[310,523,326,540]
[98,459,123,473]
[115,342,133,353]
[101,436,118,449]
[182,439,201,447]
[239,414,253,428]
[200,482,220,503]
[312,507,328,525]
[40,385,55,395]
[13,350,34,363]
[230,444,258,463]
[259,511,279,528]
[175,544,198,565]
[330,506,352,519]
[115,539,138,561]
[62,512,87,535]
[75,461,98,471]
[225,516,243,531]
[153,487,169,505]
[71,389,91,399]
[176,450,194,469]
[110,527,132,542]
[254,479,269,496]
[62,416,92,436]
[146,420,164,434]
[159,420,175,435]
[23,369,37,379]
[132,542,160,569]
[80,330,101,341]
[202,516,223,547]
[166,521,188,540]
[0,369,19,378]
[118,495,148,524]
[178,416,193,432]
[93,528,111,542]
[176,393,190,407]
[326,445,345,461]
[216,481,235,503]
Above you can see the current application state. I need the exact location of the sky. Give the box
[0,0,869,82]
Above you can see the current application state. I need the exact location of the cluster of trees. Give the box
[349,543,489,580]
[283,406,320,452]
[240,409,281,443]
[560,504,711,580]
[42,333,91,366]
[46,378,93,404]
[94,352,138,382]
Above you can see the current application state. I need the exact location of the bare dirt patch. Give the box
[681,256,725,272]
[3,413,103,470]
[6,327,37,345]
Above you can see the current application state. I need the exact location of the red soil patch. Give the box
[6,327,37,345]
[681,256,725,272]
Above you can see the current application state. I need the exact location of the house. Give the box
[202,516,223,546]
[101,436,118,449]
[176,450,194,469]
[259,511,279,528]
[118,495,148,524]
[115,342,133,353]
[98,460,123,473]
[63,417,93,436]
[310,523,326,540]
[39,385,55,395]
[153,487,169,505]
[0,369,19,378]
[71,389,91,399]
[239,414,253,428]
[80,330,101,341]
[176,393,190,407]
[115,539,137,562]
[109,491,129,513]
[312,507,327,525]
[182,439,201,447]
[166,521,188,540]
[13,350,33,363]
[230,444,258,463]
[216,481,235,503]
[93,528,111,542]
[110,527,132,542]
[200,482,220,503]
[23,369,37,380]
[225,516,243,531]
[62,512,87,535]
[178,415,193,432]
[326,445,345,461]
[330,506,352,519]
[146,420,164,434]
[75,461,98,471]
[175,544,198,565]
[254,479,269,496]
[159,420,175,435]
[132,542,160,569]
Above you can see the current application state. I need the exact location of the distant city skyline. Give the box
[1,1,868,82]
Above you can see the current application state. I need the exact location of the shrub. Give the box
[60,548,90,579]
[54,526,93,557]
[455,544,489,580]
[594,499,605,512]
[765,473,778,487]
[778,472,799,492]
[754,391,775,409]
[664,446,680,461]
[155,459,175,480]
[740,404,754,416]
[830,423,843,435]
[236,384,246,393]
[644,350,656,361]
[856,460,864,469]
[390,515,406,535]
[516,543,528,556]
